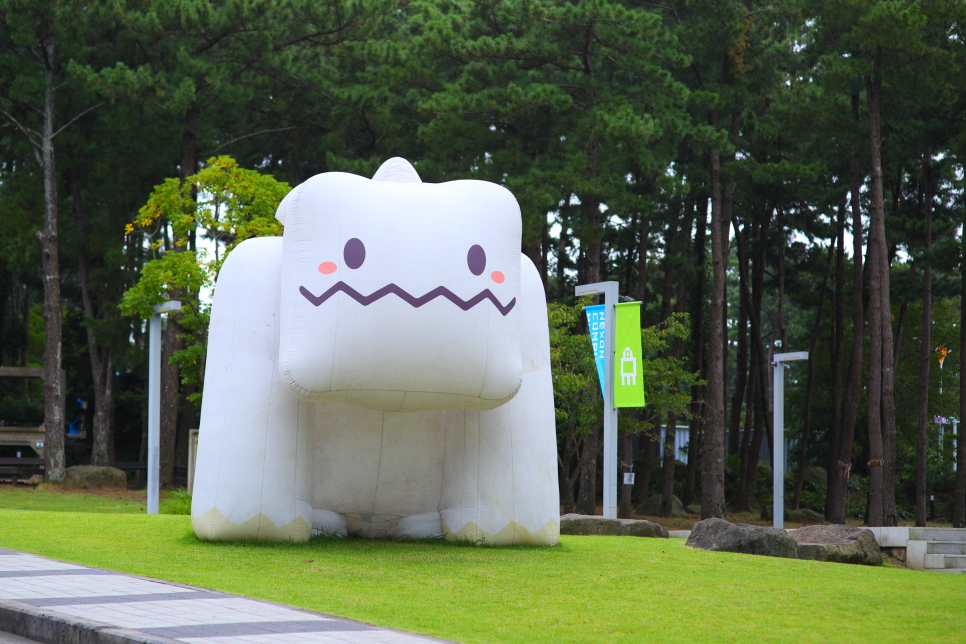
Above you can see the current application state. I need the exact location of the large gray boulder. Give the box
[63,465,127,490]
[636,494,685,518]
[787,524,882,566]
[686,518,798,559]
[560,514,668,538]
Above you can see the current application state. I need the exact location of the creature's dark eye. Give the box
[467,245,486,276]
[344,238,365,269]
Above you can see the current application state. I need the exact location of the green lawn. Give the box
[0,511,962,643]
[0,486,146,513]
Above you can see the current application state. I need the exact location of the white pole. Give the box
[575,281,620,518]
[602,284,618,518]
[147,301,181,515]
[771,351,808,530]
[772,360,784,530]
[147,312,161,515]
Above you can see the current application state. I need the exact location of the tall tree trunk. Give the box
[540,218,549,293]
[556,221,569,297]
[683,197,708,508]
[915,160,933,527]
[702,141,727,519]
[732,218,753,508]
[618,432,633,518]
[160,108,202,487]
[954,252,966,528]
[623,208,651,516]
[826,201,847,512]
[735,206,773,510]
[22,285,31,394]
[635,434,656,508]
[742,368,768,512]
[865,49,890,526]
[660,211,693,515]
[728,218,749,460]
[735,353,758,510]
[658,222,678,517]
[829,96,865,524]
[701,95,741,519]
[575,196,603,513]
[792,247,832,509]
[576,429,600,515]
[72,167,115,466]
[660,415,677,516]
[557,415,585,515]
[159,320,182,487]
[40,36,65,483]
[635,216,650,303]
[777,209,787,350]
[865,238,885,527]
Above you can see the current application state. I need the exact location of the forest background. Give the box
[2,0,965,529]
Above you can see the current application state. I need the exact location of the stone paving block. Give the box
[0,549,450,644]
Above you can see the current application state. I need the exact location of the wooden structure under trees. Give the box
[0,366,65,459]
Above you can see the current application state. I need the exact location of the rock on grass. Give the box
[787,524,882,566]
[686,518,798,558]
[560,514,668,538]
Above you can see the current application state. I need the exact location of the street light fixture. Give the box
[772,351,808,529]
[148,300,181,515]
[574,281,619,518]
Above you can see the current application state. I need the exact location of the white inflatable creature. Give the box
[191,158,560,545]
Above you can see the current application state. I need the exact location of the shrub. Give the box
[159,488,192,515]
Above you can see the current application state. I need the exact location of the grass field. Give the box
[0,509,963,643]
[0,484,147,513]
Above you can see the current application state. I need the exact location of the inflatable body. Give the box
[191,158,559,545]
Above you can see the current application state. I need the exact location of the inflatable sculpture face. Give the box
[192,159,560,545]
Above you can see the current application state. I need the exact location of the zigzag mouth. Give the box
[299,282,516,316]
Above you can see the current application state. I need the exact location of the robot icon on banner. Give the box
[620,347,637,386]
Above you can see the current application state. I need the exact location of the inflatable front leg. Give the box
[191,237,315,542]
[441,255,560,545]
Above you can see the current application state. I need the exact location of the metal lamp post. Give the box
[574,281,619,518]
[772,351,808,529]
[148,300,181,515]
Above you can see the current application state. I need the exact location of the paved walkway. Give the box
[0,548,452,644]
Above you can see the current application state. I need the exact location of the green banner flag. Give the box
[614,302,645,408]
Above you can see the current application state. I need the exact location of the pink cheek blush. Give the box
[491,271,505,284]
[319,262,337,274]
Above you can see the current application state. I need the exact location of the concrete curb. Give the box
[0,598,182,644]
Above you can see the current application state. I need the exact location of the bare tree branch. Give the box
[52,102,105,139]
[0,106,41,150]
[202,125,297,155]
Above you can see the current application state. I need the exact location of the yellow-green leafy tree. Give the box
[120,156,290,405]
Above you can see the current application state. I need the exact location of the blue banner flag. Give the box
[584,304,606,396]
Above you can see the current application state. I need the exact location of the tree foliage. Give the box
[120,156,290,402]
[1,0,964,519]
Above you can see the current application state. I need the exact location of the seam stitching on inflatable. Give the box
[475,411,481,543]
[439,411,448,529]
[509,404,516,545]
[369,411,386,537]
[209,248,242,540]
